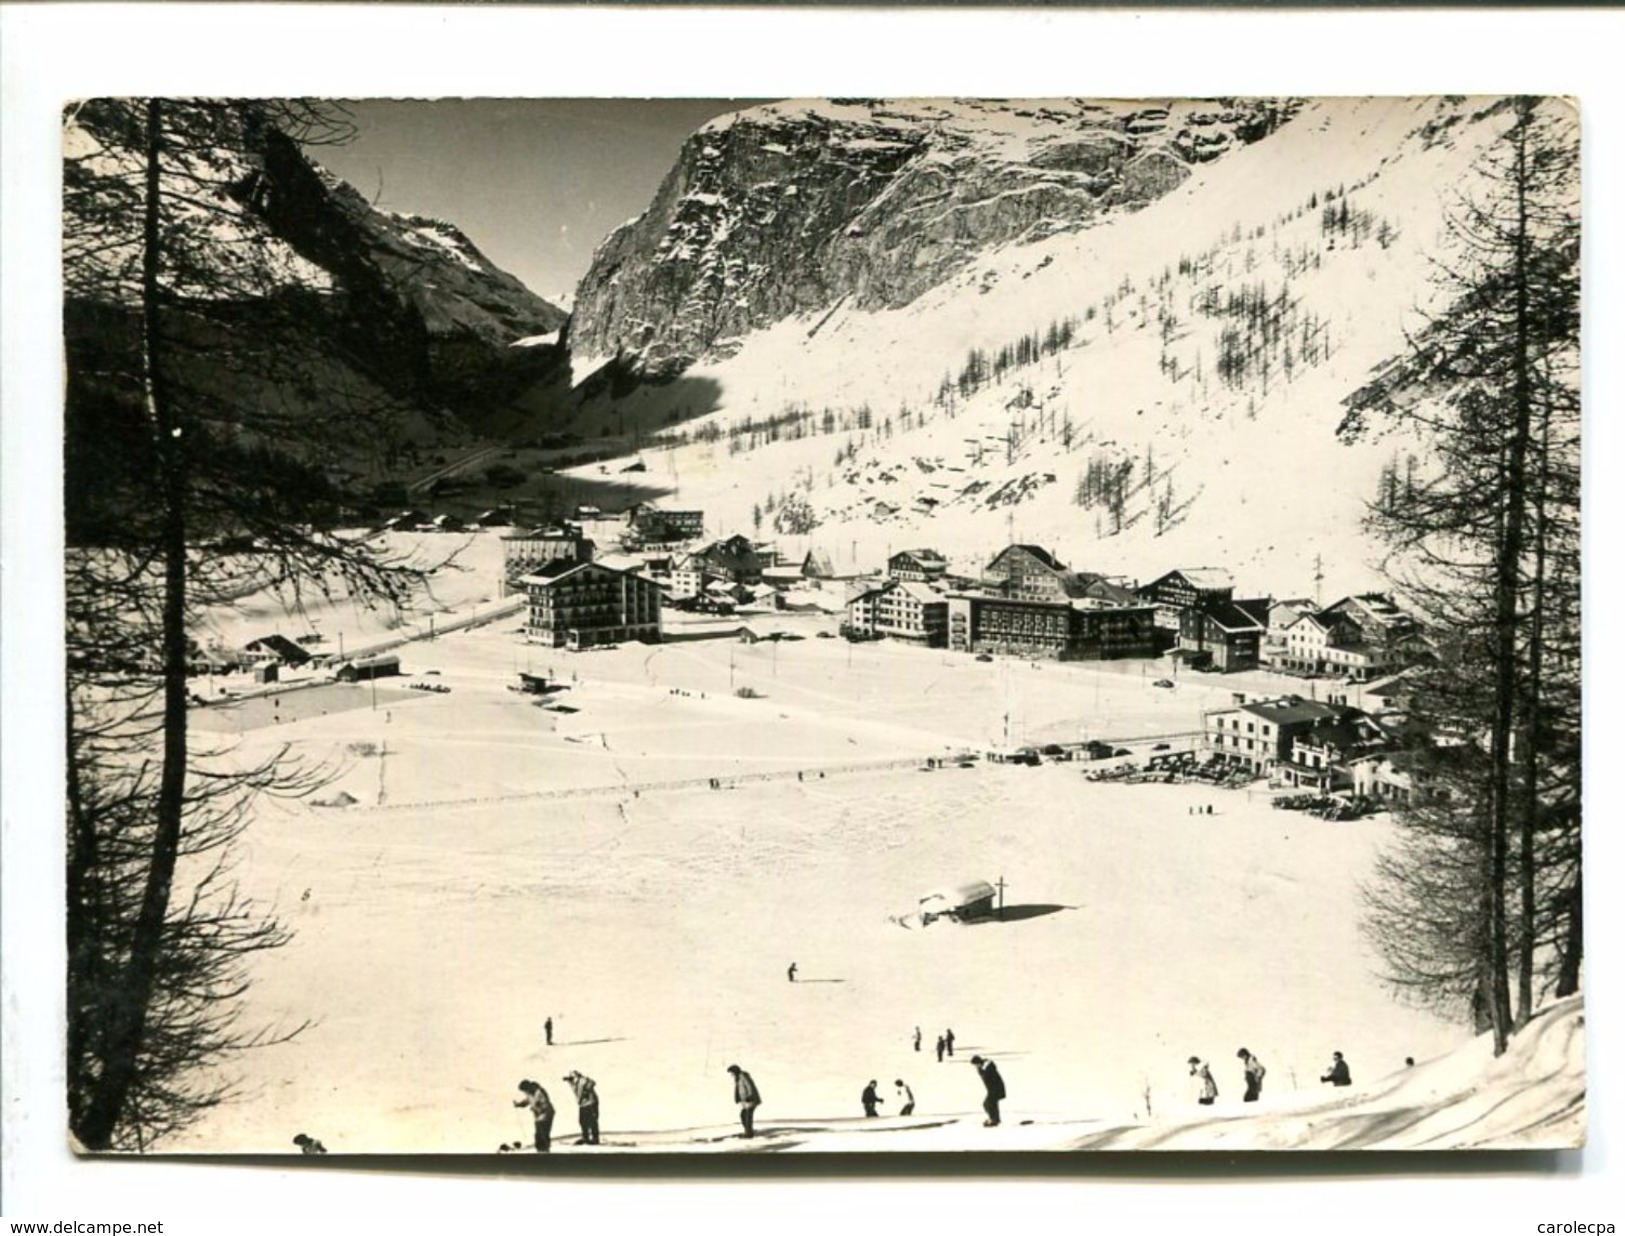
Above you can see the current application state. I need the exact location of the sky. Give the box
[310,99,760,307]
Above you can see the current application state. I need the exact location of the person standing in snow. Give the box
[1320,1051,1352,1087]
[727,1064,762,1139]
[935,1034,946,1063]
[861,1079,884,1118]
[544,1016,553,1046]
[895,1079,915,1116]
[292,1133,327,1154]
[787,962,798,983]
[563,1070,601,1145]
[1188,1057,1218,1106]
[969,1055,1005,1126]
[914,1025,922,1052]
[1237,1048,1266,1102]
[944,1028,956,1057]
[514,1079,554,1153]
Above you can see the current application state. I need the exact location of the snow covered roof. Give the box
[919,880,997,910]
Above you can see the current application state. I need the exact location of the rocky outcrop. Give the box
[569,98,1297,377]
[63,99,566,430]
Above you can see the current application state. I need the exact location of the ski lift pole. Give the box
[996,875,1006,920]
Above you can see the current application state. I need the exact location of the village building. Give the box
[981,544,1103,603]
[1136,568,1236,632]
[1176,598,1271,672]
[242,634,313,668]
[945,593,1157,661]
[627,503,705,546]
[335,653,401,683]
[1262,598,1319,668]
[1282,712,1392,791]
[672,535,765,599]
[845,580,948,646]
[502,527,595,585]
[1347,753,1418,806]
[887,549,949,584]
[801,548,837,580]
[1200,695,1360,776]
[519,559,662,649]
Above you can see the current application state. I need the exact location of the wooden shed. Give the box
[919,880,998,924]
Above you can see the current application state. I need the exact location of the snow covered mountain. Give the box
[62,99,568,439]
[570,97,1297,376]
[557,96,1550,601]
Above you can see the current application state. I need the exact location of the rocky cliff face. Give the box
[63,99,566,427]
[568,98,1297,377]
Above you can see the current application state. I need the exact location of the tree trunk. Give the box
[77,98,191,1151]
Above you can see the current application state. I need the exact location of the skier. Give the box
[969,1055,1006,1126]
[913,1025,923,1052]
[292,1132,327,1155]
[1237,1048,1266,1102]
[895,1079,915,1116]
[935,1034,946,1063]
[1320,1051,1353,1087]
[544,1016,553,1046]
[1188,1056,1218,1106]
[787,962,798,983]
[861,1079,884,1118]
[513,1079,554,1153]
[944,1028,956,1057]
[727,1064,762,1139]
[563,1070,601,1145]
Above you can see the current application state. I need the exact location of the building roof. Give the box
[919,880,997,910]
[1235,696,1356,726]
[1233,597,1273,625]
[1202,601,1267,633]
[895,581,946,604]
[244,633,311,663]
[892,548,947,567]
[1082,578,1141,607]
[991,543,1066,572]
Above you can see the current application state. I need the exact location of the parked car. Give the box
[1153,742,1171,751]
[1152,678,1175,688]
[1113,747,1133,757]
[816,631,835,639]
[976,653,994,663]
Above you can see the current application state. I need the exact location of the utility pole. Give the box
[996,876,1007,920]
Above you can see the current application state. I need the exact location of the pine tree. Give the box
[1352,98,1580,1054]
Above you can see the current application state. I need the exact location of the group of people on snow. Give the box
[1187,1048,1355,1106]
[513,1070,600,1153]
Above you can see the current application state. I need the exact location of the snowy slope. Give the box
[561,97,1537,601]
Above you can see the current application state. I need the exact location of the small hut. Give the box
[918,880,998,925]
[335,653,401,683]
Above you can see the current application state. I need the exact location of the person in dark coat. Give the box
[292,1133,327,1155]
[514,1079,554,1153]
[787,962,798,982]
[944,1028,956,1057]
[1237,1048,1266,1102]
[914,1025,922,1052]
[1320,1051,1352,1087]
[544,1016,553,1046]
[861,1079,884,1117]
[970,1055,1005,1126]
[728,1064,762,1138]
[935,1034,946,1063]
[563,1070,600,1144]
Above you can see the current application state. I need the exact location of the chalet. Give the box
[242,634,313,668]
[1263,598,1319,668]
[845,580,948,646]
[502,527,594,583]
[1201,695,1358,776]
[1136,568,1235,631]
[945,593,1157,661]
[673,535,765,599]
[982,544,1103,603]
[1283,712,1391,791]
[1348,753,1418,806]
[918,880,998,924]
[519,559,662,649]
[1177,597,1271,672]
[801,549,836,580]
[888,549,949,584]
